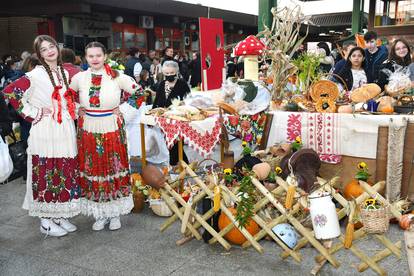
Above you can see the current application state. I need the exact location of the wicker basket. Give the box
[262,155,283,171]
[360,204,389,234]
[150,198,174,217]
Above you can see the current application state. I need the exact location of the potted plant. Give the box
[131,174,149,213]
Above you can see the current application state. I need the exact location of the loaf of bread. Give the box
[218,102,237,115]
[350,83,381,103]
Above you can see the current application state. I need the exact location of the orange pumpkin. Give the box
[218,207,260,245]
[399,214,414,230]
[380,106,394,114]
[343,179,364,200]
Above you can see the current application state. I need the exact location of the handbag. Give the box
[0,136,13,182]
[7,132,27,181]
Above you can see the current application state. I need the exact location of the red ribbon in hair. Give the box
[51,86,63,124]
[104,63,116,79]
[64,88,77,120]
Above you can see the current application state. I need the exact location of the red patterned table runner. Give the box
[155,116,222,158]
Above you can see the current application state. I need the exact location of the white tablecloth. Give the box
[267,111,414,159]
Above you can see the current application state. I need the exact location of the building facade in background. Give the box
[0,0,257,57]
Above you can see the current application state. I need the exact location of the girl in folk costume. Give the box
[3,35,80,237]
[70,42,143,231]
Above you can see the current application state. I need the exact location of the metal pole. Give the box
[258,0,277,33]
[352,0,362,34]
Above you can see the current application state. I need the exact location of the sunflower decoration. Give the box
[241,141,252,156]
[355,162,370,181]
[223,168,236,185]
[291,136,303,152]
[275,166,283,175]
[267,166,283,183]
[315,97,337,113]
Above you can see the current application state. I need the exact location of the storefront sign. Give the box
[63,15,112,37]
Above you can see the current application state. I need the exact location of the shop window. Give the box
[375,0,414,26]
[112,23,147,52]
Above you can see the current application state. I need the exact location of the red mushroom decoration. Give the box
[234,35,265,81]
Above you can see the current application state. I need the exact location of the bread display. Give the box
[350,84,381,103]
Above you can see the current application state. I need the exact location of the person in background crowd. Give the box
[139,53,151,73]
[363,31,388,83]
[226,55,237,79]
[16,51,31,70]
[153,61,190,165]
[330,44,343,65]
[61,48,81,81]
[178,53,190,82]
[409,62,414,83]
[316,42,334,73]
[377,38,412,91]
[21,55,40,73]
[80,56,89,71]
[332,41,357,74]
[161,46,174,65]
[150,56,162,82]
[335,47,368,92]
[292,44,305,60]
[138,69,154,91]
[19,55,40,151]
[236,56,244,79]
[4,59,25,84]
[3,35,81,237]
[148,50,156,62]
[70,41,143,231]
[138,69,155,104]
[188,52,201,88]
[125,47,141,80]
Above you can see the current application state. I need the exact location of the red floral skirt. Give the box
[31,156,80,203]
[77,117,130,202]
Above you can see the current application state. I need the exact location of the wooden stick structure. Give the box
[310,178,401,276]
[157,160,402,276]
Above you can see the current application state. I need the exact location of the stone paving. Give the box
[0,142,409,275]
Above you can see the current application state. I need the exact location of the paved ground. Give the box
[0,143,410,276]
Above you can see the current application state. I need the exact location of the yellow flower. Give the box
[358,162,367,170]
[118,64,125,70]
[242,141,248,147]
[224,168,232,175]
[295,136,302,143]
[275,166,282,174]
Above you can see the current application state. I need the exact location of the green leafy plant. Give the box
[292,52,322,94]
[235,175,255,228]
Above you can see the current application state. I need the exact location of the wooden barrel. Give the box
[375,126,388,183]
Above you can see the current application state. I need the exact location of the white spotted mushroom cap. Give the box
[234,35,265,56]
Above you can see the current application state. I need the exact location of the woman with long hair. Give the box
[70,42,143,231]
[3,35,80,237]
[335,47,368,91]
[377,38,412,90]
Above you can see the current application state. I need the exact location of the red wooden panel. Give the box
[199,17,224,91]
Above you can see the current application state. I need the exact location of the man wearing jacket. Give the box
[363,31,388,83]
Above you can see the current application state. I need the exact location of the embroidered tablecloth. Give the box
[224,112,268,145]
[267,111,414,163]
[154,116,222,158]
